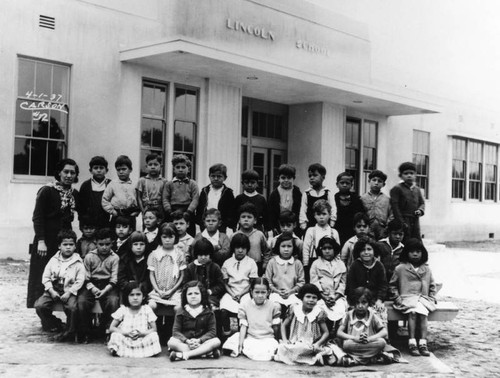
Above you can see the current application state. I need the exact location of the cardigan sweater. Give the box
[389,182,425,222]
[267,185,302,232]
[191,232,230,267]
[334,192,365,246]
[117,254,151,293]
[347,259,388,303]
[172,306,217,343]
[183,261,225,298]
[196,184,236,231]
[78,178,111,228]
[234,192,268,231]
[162,178,199,215]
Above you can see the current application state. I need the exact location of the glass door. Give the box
[252,147,268,195]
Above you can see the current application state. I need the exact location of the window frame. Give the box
[13,56,70,181]
[413,130,430,199]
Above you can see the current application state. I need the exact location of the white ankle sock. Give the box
[408,338,417,346]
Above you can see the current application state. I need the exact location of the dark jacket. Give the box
[196,185,236,232]
[347,259,388,304]
[184,261,225,298]
[267,185,302,233]
[334,192,365,246]
[78,178,111,229]
[172,306,217,343]
[118,254,151,293]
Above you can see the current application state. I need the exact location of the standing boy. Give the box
[77,228,120,343]
[102,155,139,229]
[35,230,85,341]
[389,162,425,241]
[79,156,112,230]
[334,172,365,246]
[162,154,199,236]
[136,153,166,222]
[234,169,268,233]
[299,163,336,232]
[171,209,195,262]
[360,170,392,240]
[196,163,236,233]
[267,164,302,236]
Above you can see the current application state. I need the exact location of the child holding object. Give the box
[222,277,281,361]
[274,284,331,366]
[168,281,221,361]
[389,239,436,357]
[108,281,161,357]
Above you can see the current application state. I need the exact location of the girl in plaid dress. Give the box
[108,282,161,357]
[147,223,186,310]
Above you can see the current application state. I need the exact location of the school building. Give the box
[1,0,499,256]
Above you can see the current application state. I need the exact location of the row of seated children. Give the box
[79,152,425,247]
[35,201,436,363]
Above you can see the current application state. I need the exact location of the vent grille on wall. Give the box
[39,15,55,30]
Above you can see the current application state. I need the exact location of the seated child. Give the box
[234,169,268,232]
[377,219,405,283]
[347,237,388,326]
[192,208,230,267]
[360,170,392,240]
[142,209,162,256]
[196,163,236,233]
[265,232,304,310]
[334,172,365,246]
[219,233,259,333]
[267,164,302,236]
[302,199,340,281]
[118,231,151,294]
[267,210,303,260]
[112,215,133,259]
[136,153,166,222]
[389,162,425,242]
[299,163,336,231]
[275,284,331,366]
[77,228,120,342]
[337,287,401,366]
[232,202,270,276]
[78,155,112,230]
[102,155,139,229]
[222,277,281,361]
[108,281,161,357]
[340,212,370,270]
[147,223,186,310]
[76,215,97,259]
[172,210,195,263]
[184,238,225,308]
[162,154,199,236]
[35,230,85,340]
[390,239,437,357]
[310,236,347,323]
[168,280,222,361]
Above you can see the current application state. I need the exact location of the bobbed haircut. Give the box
[192,238,215,258]
[399,238,429,265]
[297,283,321,300]
[57,229,77,244]
[115,155,132,170]
[349,286,375,307]
[272,232,299,256]
[278,164,296,179]
[181,280,210,308]
[308,163,326,176]
[368,169,387,182]
[89,155,108,169]
[122,281,145,307]
[130,230,147,244]
[352,235,380,259]
[398,161,416,175]
[209,163,227,178]
[230,233,250,253]
[159,222,179,243]
[316,236,341,258]
[249,277,271,296]
[54,158,79,183]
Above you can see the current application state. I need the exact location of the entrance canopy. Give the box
[120,37,441,116]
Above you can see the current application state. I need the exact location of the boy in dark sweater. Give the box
[118,231,151,294]
[334,172,365,246]
[234,169,268,233]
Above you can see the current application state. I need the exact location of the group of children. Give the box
[34,153,436,366]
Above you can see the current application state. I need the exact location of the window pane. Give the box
[47,140,64,176]
[48,109,68,140]
[35,62,52,96]
[15,99,33,136]
[174,87,186,119]
[153,86,166,117]
[18,59,36,97]
[142,84,155,115]
[33,116,50,139]
[184,90,197,122]
[141,118,153,147]
[31,139,47,175]
[241,106,248,137]
[174,121,195,153]
[13,138,30,174]
[52,65,69,103]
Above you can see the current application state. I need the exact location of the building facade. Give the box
[1,0,499,257]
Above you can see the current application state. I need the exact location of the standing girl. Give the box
[389,238,436,357]
[222,277,281,361]
[168,281,221,361]
[147,223,186,310]
[108,281,161,357]
[275,284,331,365]
[309,236,347,324]
[265,232,305,310]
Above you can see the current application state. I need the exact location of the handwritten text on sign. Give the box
[20,91,68,122]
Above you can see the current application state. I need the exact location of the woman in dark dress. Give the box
[27,159,80,311]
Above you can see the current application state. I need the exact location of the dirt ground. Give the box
[1,253,499,377]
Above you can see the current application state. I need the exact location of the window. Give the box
[413,130,430,199]
[13,57,70,177]
[174,86,198,178]
[251,111,286,140]
[345,117,378,193]
[451,137,498,201]
[140,81,167,177]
